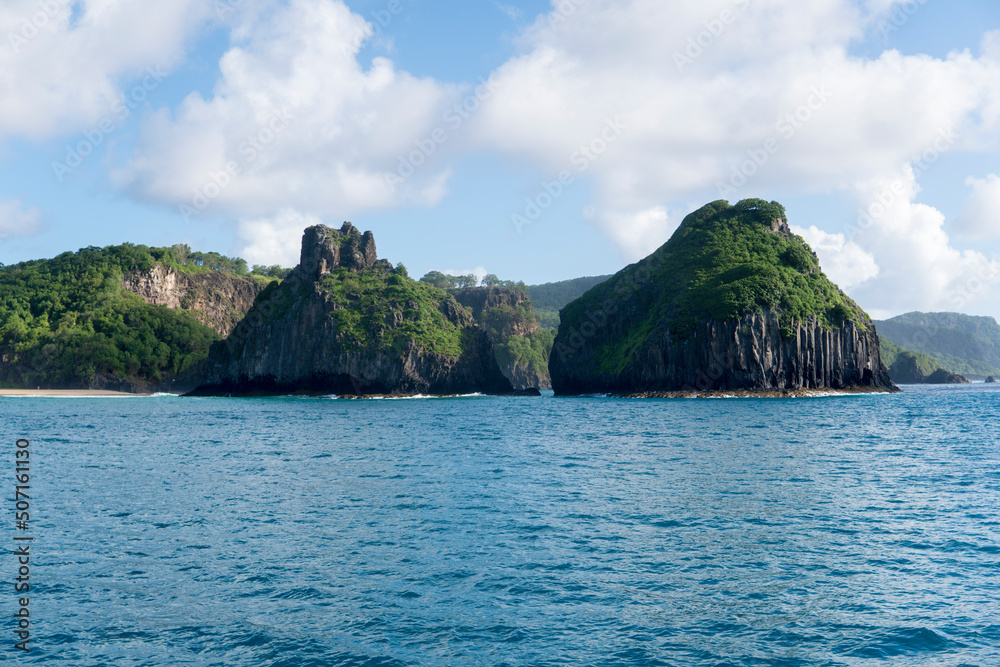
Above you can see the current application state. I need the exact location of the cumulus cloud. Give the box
[115,0,456,220]
[0,200,44,240]
[953,174,1000,240]
[793,225,879,290]
[236,209,323,267]
[467,0,1000,314]
[847,169,998,316]
[0,0,208,142]
[475,0,999,216]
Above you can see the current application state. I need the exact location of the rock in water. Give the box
[924,369,969,384]
[986,376,997,383]
[550,199,897,395]
[188,223,515,396]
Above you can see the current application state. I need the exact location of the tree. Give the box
[395,263,409,278]
[419,271,455,289]
[171,244,191,265]
[455,274,479,289]
[482,274,502,287]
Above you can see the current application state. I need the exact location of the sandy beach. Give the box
[0,389,151,397]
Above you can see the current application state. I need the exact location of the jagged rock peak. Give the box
[298,222,378,280]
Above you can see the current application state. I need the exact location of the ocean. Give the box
[1,385,998,665]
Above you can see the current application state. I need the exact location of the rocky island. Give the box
[188,223,517,397]
[550,199,898,396]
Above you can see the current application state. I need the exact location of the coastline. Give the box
[610,386,899,398]
[0,389,152,397]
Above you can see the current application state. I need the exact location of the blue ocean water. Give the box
[1,385,999,666]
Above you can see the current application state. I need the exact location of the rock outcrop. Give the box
[986,376,997,383]
[188,223,516,397]
[924,369,969,384]
[451,287,551,391]
[550,199,897,395]
[888,353,927,384]
[122,265,266,336]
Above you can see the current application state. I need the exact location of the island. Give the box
[550,199,898,396]
[188,223,519,397]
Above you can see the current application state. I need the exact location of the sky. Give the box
[0,0,998,320]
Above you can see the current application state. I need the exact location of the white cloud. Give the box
[115,0,455,220]
[475,0,999,223]
[0,0,208,142]
[847,169,998,314]
[953,174,1000,240]
[592,206,675,262]
[236,209,322,267]
[467,0,1000,314]
[793,224,879,290]
[0,200,44,240]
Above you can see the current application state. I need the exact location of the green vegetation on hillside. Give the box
[875,312,1000,377]
[880,339,943,375]
[662,200,863,333]
[565,200,865,344]
[0,244,222,389]
[527,275,613,330]
[556,199,871,376]
[321,265,469,357]
[476,301,554,382]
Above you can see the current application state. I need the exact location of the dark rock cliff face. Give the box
[451,287,551,391]
[552,309,893,394]
[121,265,266,336]
[188,223,515,397]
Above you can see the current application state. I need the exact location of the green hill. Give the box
[874,312,1000,378]
[550,199,892,394]
[880,339,943,375]
[0,244,273,392]
[527,275,613,330]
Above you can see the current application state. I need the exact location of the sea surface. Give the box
[1,385,999,666]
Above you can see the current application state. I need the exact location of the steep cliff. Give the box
[189,223,516,397]
[121,265,268,336]
[550,199,897,395]
[451,287,552,390]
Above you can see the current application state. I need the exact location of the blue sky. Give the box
[0,0,998,318]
